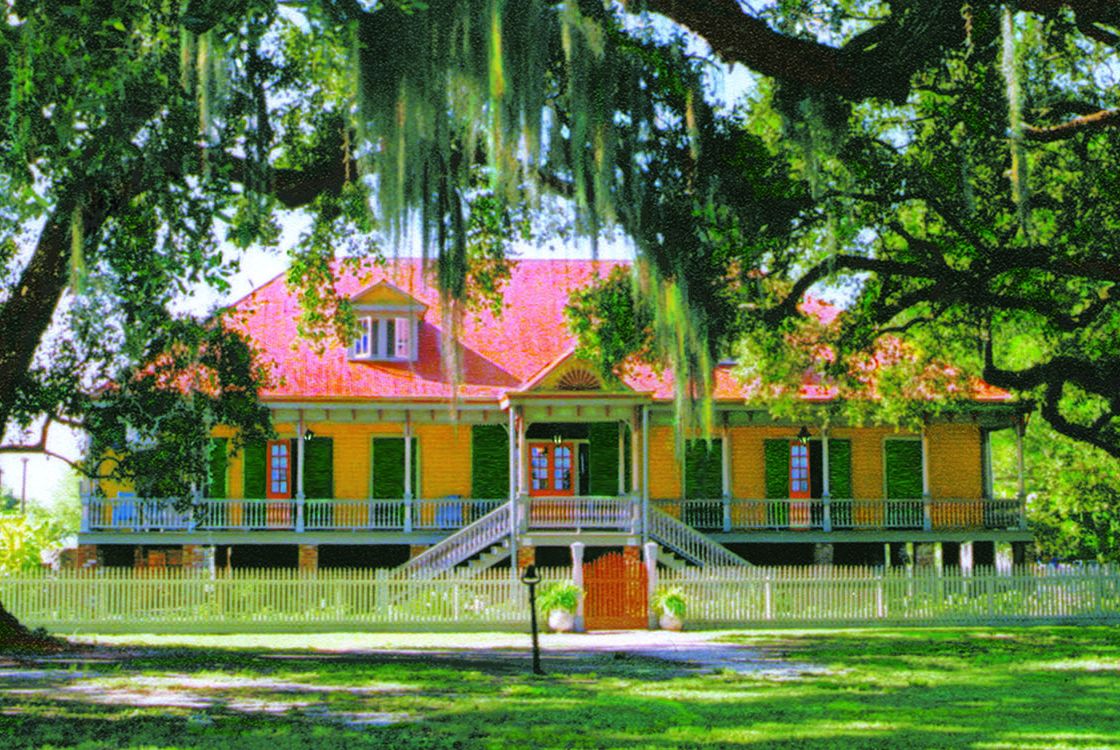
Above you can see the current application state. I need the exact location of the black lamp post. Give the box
[520,563,545,675]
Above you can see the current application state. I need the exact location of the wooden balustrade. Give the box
[83,495,1027,534]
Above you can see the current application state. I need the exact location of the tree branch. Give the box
[1024,108,1120,142]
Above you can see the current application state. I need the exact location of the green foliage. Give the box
[995,420,1120,562]
[652,585,687,618]
[536,581,580,614]
[83,323,273,502]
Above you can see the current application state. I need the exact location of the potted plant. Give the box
[653,586,687,631]
[537,581,581,632]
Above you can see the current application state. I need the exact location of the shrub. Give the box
[653,586,687,618]
[537,581,581,613]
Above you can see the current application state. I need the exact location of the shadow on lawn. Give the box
[1,629,1119,749]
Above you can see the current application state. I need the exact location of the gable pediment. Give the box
[350,281,428,314]
[520,351,630,393]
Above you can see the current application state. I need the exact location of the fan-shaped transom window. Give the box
[556,368,600,391]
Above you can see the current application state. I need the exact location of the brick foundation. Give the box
[182,545,209,571]
[298,544,319,572]
[409,544,430,560]
[813,543,834,566]
[74,545,99,569]
[516,545,535,571]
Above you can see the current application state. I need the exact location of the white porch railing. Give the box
[526,496,637,532]
[84,496,506,533]
[83,495,1028,535]
[652,497,1027,532]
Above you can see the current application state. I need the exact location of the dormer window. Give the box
[347,280,427,362]
[350,315,417,361]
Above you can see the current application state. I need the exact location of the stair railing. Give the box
[648,507,751,568]
[396,503,513,580]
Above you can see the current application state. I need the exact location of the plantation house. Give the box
[77,259,1030,581]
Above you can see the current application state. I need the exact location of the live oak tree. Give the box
[2,1,1120,644]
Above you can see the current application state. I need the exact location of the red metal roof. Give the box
[229,258,1010,404]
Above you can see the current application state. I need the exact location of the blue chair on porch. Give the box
[434,495,464,528]
[111,492,138,528]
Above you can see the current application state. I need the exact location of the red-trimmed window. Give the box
[789,442,810,499]
[267,440,291,499]
[529,443,575,496]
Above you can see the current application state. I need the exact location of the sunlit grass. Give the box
[1,627,1118,748]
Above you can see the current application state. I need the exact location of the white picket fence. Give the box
[658,565,1120,626]
[2,564,1118,633]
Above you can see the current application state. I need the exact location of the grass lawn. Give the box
[1,627,1118,749]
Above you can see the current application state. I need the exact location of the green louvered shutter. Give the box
[206,438,228,499]
[304,437,334,499]
[828,439,852,498]
[372,437,419,499]
[471,425,509,499]
[588,423,621,496]
[885,440,923,499]
[684,440,723,499]
[764,440,790,498]
[623,426,631,491]
[243,440,266,498]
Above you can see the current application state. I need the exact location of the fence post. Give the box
[643,541,658,630]
[876,572,885,619]
[376,568,389,618]
[764,574,773,621]
[987,572,995,618]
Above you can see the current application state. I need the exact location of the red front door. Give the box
[789,441,810,528]
[529,442,575,496]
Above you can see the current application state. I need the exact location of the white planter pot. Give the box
[659,612,683,632]
[548,609,576,633]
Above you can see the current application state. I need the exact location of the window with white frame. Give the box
[350,316,415,361]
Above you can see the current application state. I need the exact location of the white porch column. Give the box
[721,414,732,532]
[508,406,518,570]
[921,424,932,532]
[1015,415,1027,530]
[630,408,641,496]
[295,410,306,533]
[517,406,529,498]
[643,541,659,629]
[403,412,413,533]
[641,405,650,543]
[571,542,586,632]
[821,425,832,533]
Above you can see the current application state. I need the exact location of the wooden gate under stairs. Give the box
[583,551,648,630]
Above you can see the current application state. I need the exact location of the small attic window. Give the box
[350,316,416,361]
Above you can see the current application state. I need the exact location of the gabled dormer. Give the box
[348,281,427,363]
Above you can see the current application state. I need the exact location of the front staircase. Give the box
[393,499,751,579]
[396,503,513,580]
